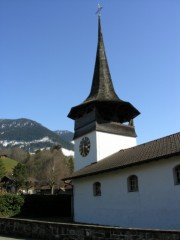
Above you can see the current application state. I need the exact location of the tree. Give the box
[24,177,37,194]
[47,165,56,195]
[25,148,73,194]
[10,147,28,162]
[51,144,61,151]
[12,163,28,193]
[66,157,74,174]
[0,160,6,180]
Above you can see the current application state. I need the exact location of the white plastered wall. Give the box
[73,156,180,230]
[74,131,137,171]
[96,131,137,161]
[74,131,97,171]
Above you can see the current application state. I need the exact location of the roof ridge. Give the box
[119,131,180,153]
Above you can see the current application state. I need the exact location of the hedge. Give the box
[0,194,24,217]
[17,194,72,218]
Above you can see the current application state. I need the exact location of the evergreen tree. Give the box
[12,163,28,192]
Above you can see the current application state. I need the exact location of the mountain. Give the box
[54,130,74,143]
[0,118,74,154]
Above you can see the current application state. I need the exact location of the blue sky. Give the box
[1,0,179,144]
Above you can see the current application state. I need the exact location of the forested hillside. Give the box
[0,146,74,192]
[0,118,74,153]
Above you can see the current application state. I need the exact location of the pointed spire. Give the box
[84,16,121,103]
[68,15,140,123]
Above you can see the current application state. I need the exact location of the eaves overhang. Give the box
[63,132,180,181]
[63,151,180,181]
[68,100,140,122]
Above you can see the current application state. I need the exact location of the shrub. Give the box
[0,193,24,217]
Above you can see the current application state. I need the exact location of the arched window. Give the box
[174,165,180,185]
[93,182,101,196]
[127,175,139,192]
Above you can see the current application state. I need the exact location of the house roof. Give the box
[63,132,180,180]
[68,16,140,122]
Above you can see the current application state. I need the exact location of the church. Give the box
[64,15,180,230]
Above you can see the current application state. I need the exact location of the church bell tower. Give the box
[68,15,140,171]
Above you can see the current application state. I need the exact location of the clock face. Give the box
[79,137,91,157]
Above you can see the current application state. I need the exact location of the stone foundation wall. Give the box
[0,218,180,240]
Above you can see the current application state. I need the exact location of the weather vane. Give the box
[96,3,103,16]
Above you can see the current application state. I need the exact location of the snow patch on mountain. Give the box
[0,137,54,147]
[61,148,74,157]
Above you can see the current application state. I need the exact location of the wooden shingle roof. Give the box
[64,132,180,180]
[68,16,140,122]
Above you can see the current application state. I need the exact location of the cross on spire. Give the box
[68,5,140,126]
[96,3,103,16]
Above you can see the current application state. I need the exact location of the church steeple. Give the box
[85,16,120,103]
[68,15,140,139]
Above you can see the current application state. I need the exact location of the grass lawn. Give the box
[1,157,18,175]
